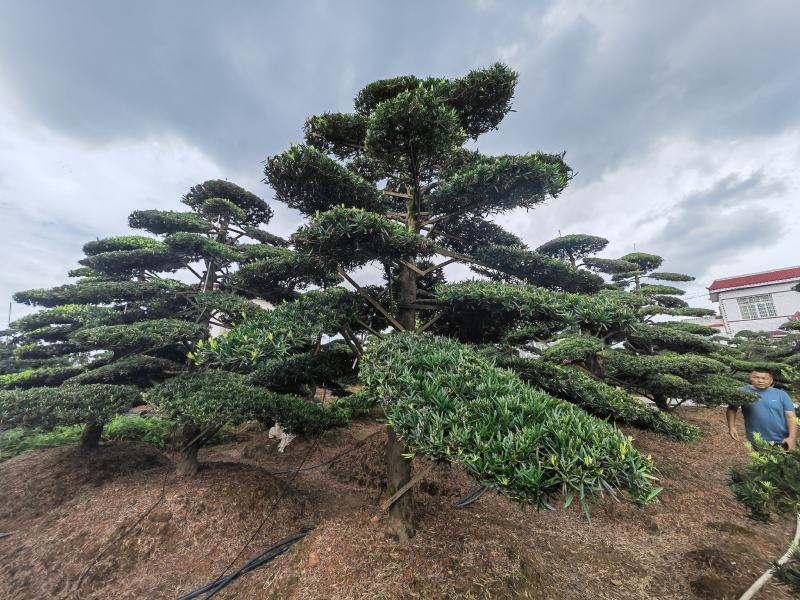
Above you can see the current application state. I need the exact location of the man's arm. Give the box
[726,406,739,441]
[782,391,796,449]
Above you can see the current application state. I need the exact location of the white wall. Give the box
[718,280,800,334]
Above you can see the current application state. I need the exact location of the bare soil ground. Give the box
[0,409,795,599]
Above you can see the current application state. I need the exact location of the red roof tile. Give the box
[708,266,800,292]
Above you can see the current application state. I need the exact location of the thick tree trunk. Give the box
[176,423,201,478]
[385,426,415,542]
[383,193,420,542]
[79,421,103,451]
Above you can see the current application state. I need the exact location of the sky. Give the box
[1,0,799,322]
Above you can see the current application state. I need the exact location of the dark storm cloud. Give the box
[1,1,799,308]
[0,1,549,175]
[645,171,788,279]
[3,1,797,181]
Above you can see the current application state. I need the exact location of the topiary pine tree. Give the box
[506,248,757,412]
[231,63,689,541]
[1,179,311,452]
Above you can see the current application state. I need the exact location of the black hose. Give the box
[177,527,314,600]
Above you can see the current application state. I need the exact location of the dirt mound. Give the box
[0,409,797,599]
[0,441,167,528]
[0,453,314,600]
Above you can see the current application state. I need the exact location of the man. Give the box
[727,369,797,449]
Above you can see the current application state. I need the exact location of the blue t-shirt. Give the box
[737,386,796,443]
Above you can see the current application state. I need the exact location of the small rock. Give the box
[308,552,320,568]
[370,515,380,525]
[611,579,622,586]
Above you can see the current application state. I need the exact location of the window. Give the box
[737,294,778,319]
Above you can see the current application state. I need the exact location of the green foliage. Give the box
[0,425,83,460]
[227,249,341,300]
[304,112,369,160]
[639,283,686,296]
[493,353,699,441]
[619,252,663,272]
[471,245,604,293]
[354,63,517,138]
[72,319,207,353]
[627,324,716,353]
[12,304,119,330]
[361,333,658,508]
[774,548,800,594]
[182,179,273,226]
[780,320,800,332]
[66,354,180,386]
[649,294,689,309]
[200,197,247,222]
[648,272,695,282]
[192,288,358,370]
[0,415,176,460]
[194,291,267,326]
[149,370,343,436]
[433,216,525,254]
[0,384,141,430]
[582,258,640,275]
[249,342,355,392]
[365,85,466,176]
[0,365,84,389]
[128,209,212,235]
[639,305,716,318]
[13,279,189,308]
[603,351,726,380]
[655,321,719,336]
[292,207,434,270]
[434,281,637,343]
[730,437,800,521]
[79,246,186,277]
[242,226,290,247]
[543,335,605,364]
[428,152,571,217]
[83,236,162,256]
[328,389,377,420]
[266,144,386,216]
[163,232,242,262]
[102,414,174,448]
[536,234,609,263]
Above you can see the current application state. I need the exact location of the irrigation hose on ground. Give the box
[738,512,800,600]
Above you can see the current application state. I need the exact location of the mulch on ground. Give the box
[0,408,795,599]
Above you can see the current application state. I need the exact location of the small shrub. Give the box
[0,425,83,460]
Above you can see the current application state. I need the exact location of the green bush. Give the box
[730,436,800,521]
[492,353,698,441]
[103,415,174,449]
[148,370,344,436]
[0,415,175,459]
[0,425,83,460]
[361,333,659,510]
[0,384,141,430]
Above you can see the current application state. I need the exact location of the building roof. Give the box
[708,266,800,293]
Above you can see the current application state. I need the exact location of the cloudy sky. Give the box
[1,0,798,322]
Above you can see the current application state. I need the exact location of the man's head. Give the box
[750,369,774,390]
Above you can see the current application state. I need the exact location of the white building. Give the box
[708,266,800,336]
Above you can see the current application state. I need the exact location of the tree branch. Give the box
[355,318,385,339]
[417,311,444,333]
[336,267,405,332]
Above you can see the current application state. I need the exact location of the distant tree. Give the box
[1,179,306,452]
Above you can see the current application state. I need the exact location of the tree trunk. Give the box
[653,394,670,411]
[176,423,201,478]
[383,192,420,542]
[385,426,415,542]
[79,421,103,451]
